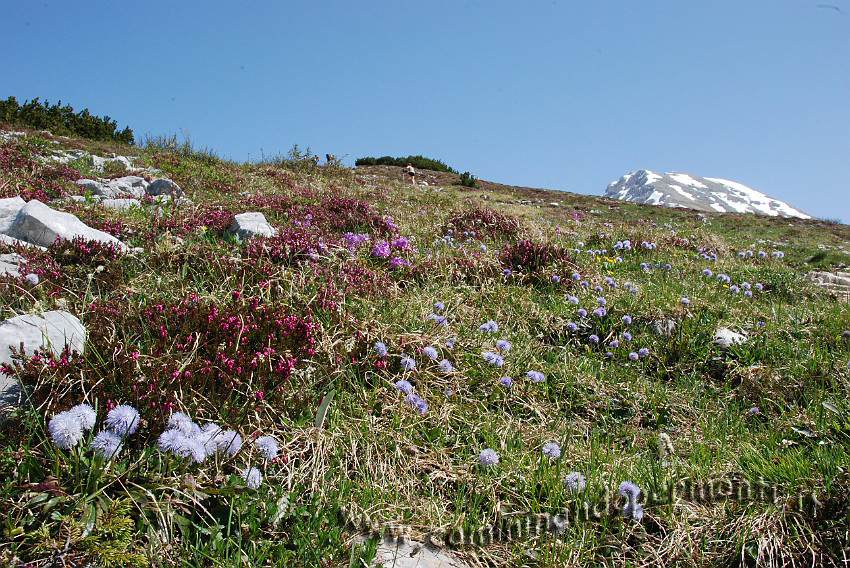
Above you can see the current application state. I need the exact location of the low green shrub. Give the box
[355,154,458,173]
[0,96,134,144]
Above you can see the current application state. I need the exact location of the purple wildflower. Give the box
[372,242,391,258]
[542,442,562,459]
[423,346,439,360]
[496,339,511,352]
[90,430,123,459]
[478,448,499,467]
[482,352,504,367]
[405,393,428,415]
[564,472,586,492]
[104,405,140,437]
[526,370,545,383]
[400,355,416,371]
[48,412,83,450]
[500,376,513,387]
[375,341,388,357]
[394,379,414,394]
[618,481,644,521]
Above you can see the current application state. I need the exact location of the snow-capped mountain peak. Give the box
[605,170,810,219]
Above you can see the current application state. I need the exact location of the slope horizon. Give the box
[3,1,847,224]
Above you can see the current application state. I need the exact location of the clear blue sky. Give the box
[5,1,849,222]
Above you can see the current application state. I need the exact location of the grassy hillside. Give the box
[1,127,849,567]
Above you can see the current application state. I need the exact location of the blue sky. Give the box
[5,1,849,222]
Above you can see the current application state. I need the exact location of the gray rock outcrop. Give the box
[0,311,86,410]
[147,178,182,197]
[229,212,276,239]
[805,271,850,302]
[0,197,26,234]
[5,199,127,250]
[101,199,141,210]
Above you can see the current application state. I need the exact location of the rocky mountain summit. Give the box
[605,170,810,219]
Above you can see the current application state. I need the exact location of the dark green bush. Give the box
[0,96,134,144]
[455,171,477,187]
[355,154,458,173]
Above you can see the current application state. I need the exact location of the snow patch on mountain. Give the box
[605,170,810,219]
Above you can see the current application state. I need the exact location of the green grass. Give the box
[1,126,850,566]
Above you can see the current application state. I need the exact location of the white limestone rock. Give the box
[229,212,277,239]
[0,311,86,410]
[713,327,747,348]
[5,199,127,250]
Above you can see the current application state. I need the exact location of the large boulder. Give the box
[229,212,277,239]
[75,179,103,195]
[91,154,134,172]
[5,199,127,250]
[77,176,148,199]
[147,178,182,197]
[0,311,86,410]
[0,196,26,234]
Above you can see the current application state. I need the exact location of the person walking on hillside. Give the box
[404,162,416,185]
